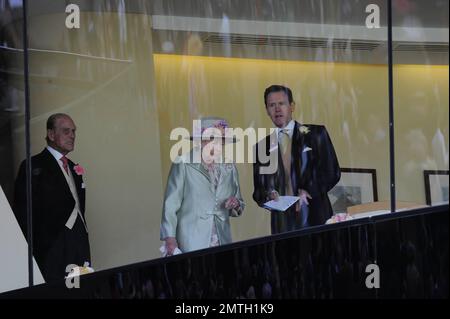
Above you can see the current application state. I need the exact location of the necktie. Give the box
[279,129,289,154]
[60,156,69,174]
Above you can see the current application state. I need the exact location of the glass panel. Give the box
[24,1,160,283]
[0,0,44,292]
[153,1,391,249]
[21,0,391,281]
[393,0,449,209]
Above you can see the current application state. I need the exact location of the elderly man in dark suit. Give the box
[14,113,90,282]
[253,85,341,234]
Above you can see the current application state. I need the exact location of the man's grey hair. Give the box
[45,113,72,144]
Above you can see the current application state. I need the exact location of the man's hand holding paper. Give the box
[264,195,300,212]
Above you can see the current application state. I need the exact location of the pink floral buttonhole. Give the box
[74,164,85,176]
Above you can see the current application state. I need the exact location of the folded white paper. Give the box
[264,196,300,212]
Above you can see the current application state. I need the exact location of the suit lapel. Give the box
[41,148,82,200]
[187,162,212,184]
[41,149,72,195]
[68,160,82,195]
[291,121,305,193]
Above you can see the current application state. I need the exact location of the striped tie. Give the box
[60,156,69,174]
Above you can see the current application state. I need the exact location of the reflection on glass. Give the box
[15,0,393,279]
[1,0,46,292]
[153,0,391,238]
[25,1,162,281]
[393,0,449,208]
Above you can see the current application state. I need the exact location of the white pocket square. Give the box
[81,183,86,189]
[303,146,312,153]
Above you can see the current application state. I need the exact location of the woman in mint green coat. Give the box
[160,118,244,255]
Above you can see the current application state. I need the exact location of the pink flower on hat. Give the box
[74,164,85,176]
[200,119,229,135]
[214,119,228,129]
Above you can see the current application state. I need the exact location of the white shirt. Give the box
[46,146,66,169]
[275,119,295,139]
